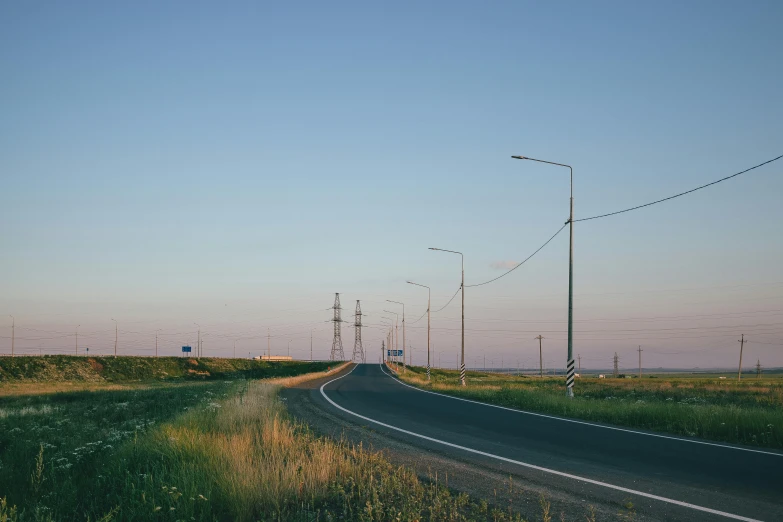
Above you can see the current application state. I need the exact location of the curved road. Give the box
[316,363,782,521]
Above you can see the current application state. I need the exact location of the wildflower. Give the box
[153,506,162,512]
[170,507,175,511]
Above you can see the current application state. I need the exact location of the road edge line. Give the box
[320,366,763,522]
[379,363,783,457]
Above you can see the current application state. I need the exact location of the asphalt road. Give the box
[317,363,782,521]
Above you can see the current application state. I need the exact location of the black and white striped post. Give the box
[566,358,575,391]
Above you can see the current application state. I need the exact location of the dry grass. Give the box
[1,362,535,521]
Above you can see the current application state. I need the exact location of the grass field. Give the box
[0,355,338,384]
[395,365,783,449]
[0,360,538,521]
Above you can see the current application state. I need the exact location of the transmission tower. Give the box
[613,352,619,378]
[352,300,366,363]
[756,359,762,378]
[330,293,345,361]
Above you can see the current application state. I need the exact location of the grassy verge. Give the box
[395,365,783,449]
[0,355,336,384]
[1,364,537,521]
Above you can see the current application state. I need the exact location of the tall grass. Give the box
[1,366,530,521]
[398,366,783,449]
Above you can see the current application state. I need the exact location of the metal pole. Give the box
[9,316,14,358]
[461,254,465,386]
[233,340,236,359]
[638,346,642,378]
[267,328,270,359]
[512,156,574,397]
[111,318,117,357]
[310,330,313,361]
[536,335,544,378]
[429,248,465,385]
[738,334,746,381]
[75,325,79,356]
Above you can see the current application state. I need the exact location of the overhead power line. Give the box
[575,154,782,222]
[431,287,462,313]
[466,223,567,288]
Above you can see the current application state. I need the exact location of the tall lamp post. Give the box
[512,155,575,398]
[380,318,393,366]
[386,300,405,371]
[430,247,465,386]
[193,322,201,359]
[407,281,431,381]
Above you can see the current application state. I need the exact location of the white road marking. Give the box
[379,363,783,457]
[319,364,764,522]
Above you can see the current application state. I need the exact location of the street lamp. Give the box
[407,281,431,381]
[383,310,399,368]
[429,247,466,386]
[512,155,575,398]
[193,322,201,359]
[386,300,406,371]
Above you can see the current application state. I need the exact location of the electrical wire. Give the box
[575,154,782,222]
[431,287,462,313]
[466,223,568,288]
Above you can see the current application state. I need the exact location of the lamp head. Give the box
[511,155,527,160]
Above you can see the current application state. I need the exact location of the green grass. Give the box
[0,365,538,521]
[0,355,336,384]
[396,366,783,449]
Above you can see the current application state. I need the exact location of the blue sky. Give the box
[1,1,781,369]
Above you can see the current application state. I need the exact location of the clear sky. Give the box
[1,1,781,370]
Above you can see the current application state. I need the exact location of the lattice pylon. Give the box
[352,300,365,363]
[330,293,345,361]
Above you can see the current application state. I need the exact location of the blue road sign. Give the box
[387,350,403,357]
[182,346,192,353]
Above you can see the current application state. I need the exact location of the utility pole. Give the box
[756,359,762,378]
[613,352,619,378]
[288,340,291,358]
[156,329,161,358]
[75,325,80,356]
[9,315,14,357]
[112,318,118,357]
[310,330,313,361]
[638,346,643,378]
[535,335,544,378]
[578,354,581,374]
[737,334,746,381]
[233,340,236,359]
[268,328,271,359]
